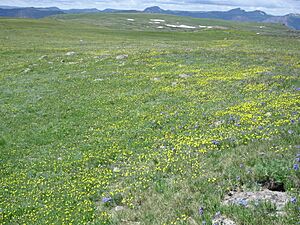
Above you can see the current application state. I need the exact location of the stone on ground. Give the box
[116,54,128,60]
[212,215,236,225]
[65,51,76,56]
[222,189,289,213]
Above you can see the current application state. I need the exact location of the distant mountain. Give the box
[286,15,300,30]
[103,8,140,13]
[265,14,300,30]
[150,8,270,22]
[63,8,100,14]
[0,7,64,18]
[0,6,138,18]
[117,10,140,13]
[36,7,61,11]
[144,6,165,13]
[0,5,299,30]
[143,6,300,30]
[0,7,101,18]
[0,5,21,9]
[144,6,268,20]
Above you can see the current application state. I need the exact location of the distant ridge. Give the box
[143,6,299,30]
[0,5,299,30]
[102,8,119,13]
[0,7,64,18]
[144,6,165,13]
[0,5,21,9]
[65,8,100,14]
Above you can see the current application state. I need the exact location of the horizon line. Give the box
[1,5,297,17]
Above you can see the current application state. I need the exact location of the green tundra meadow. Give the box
[0,13,299,224]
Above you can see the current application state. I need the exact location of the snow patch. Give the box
[199,25,227,29]
[150,19,165,22]
[165,24,196,29]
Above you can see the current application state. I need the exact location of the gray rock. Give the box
[39,55,48,60]
[212,216,236,225]
[65,51,76,56]
[187,217,198,225]
[113,167,121,173]
[114,206,125,211]
[23,68,31,73]
[121,220,140,224]
[222,189,289,213]
[152,77,160,81]
[116,54,128,60]
[214,120,225,127]
[67,62,77,65]
[179,73,192,78]
[94,54,110,59]
[94,78,104,82]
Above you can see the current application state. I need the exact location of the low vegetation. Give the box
[0,14,299,224]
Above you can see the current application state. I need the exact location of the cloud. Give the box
[1,0,300,15]
[185,0,293,8]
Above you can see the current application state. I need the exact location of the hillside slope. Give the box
[0,7,64,18]
[144,6,300,30]
[0,6,299,30]
[52,13,292,36]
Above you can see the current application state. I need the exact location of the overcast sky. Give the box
[1,0,300,15]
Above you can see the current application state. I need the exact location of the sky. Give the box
[1,0,300,15]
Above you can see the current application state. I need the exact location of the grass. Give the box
[0,13,299,224]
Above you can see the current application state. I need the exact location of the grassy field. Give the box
[0,13,300,224]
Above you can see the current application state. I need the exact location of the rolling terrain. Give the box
[143,6,300,30]
[0,6,300,30]
[0,14,299,224]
